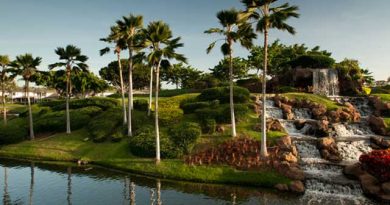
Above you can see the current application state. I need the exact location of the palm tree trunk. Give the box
[67,167,72,205]
[2,81,6,125]
[260,28,269,157]
[66,68,71,134]
[117,52,127,125]
[156,179,162,205]
[127,48,133,137]
[26,80,34,140]
[29,162,35,205]
[228,42,237,138]
[155,61,161,164]
[148,66,153,116]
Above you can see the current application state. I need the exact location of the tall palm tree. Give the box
[205,8,256,138]
[116,14,144,137]
[49,45,88,134]
[100,26,128,125]
[143,21,186,164]
[0,55,14,125]
[10,54,41,140]
[242,0,299,156]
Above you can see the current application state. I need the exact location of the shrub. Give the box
[200,119,216,134]
[158,108,183,125]
[111,127,125,142]
[52,97,119,111]
[181,101,210,114]
[197,86,250,104]
[195,104,250,123]
[289,54,335,68]
[236,77,262,93]
[0,118,28,144]
[359,150,390,182]
[168,122,201,154]
[133,99,148,111]
[129,126,179,158]
[132,110,153,132]
[87,108,122,143]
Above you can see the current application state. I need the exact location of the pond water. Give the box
[0,159,378,205]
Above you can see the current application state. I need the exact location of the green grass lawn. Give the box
[281,92,344,110]
[373,94,390,103]
[0,128,289,187]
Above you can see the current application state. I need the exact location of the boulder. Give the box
[344,163,365,179]
[318,137,335,149]
[294,119,306,130]
[382,182,390,194]
[216,125,225,133]
[359,173,381,195]
[284,167,305,181]
[275,183,289,191]
[289,180,305,194]
[277,136,292,148]
[280,152,298,163]
[368,115,388,136]
[267,119,285,132]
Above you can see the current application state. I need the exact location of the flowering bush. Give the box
[359,149,390,182]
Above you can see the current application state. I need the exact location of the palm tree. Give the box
[205,8,255,138]
[49,45,88,134]
[242,0,299,156]
[100,26,128,125]
[143,21,186,164]
[0,55,14,125]
[116,14,144,137]
[9,54,41,140]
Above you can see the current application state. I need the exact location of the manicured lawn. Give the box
[373,94,390,103]
[282,92,344,110]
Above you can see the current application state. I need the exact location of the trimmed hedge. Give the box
[0,118,28,145]
[159,108,183,125]
[87,108,122,142]
[195,104,250,123]
[197,86,250,104]
[290,54,335,68]
[200,119,216,134]
[168,122,201,154]
[52,97,119,111]
[129,126,179,158]
[180,101,210,114]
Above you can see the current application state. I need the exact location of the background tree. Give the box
[116,14,144,137]
[335,59,368,95]
[161,63,202,89]
[210,57,249,82]
[205,8,255,137]
[242,0,299,157]
[143,21,186,164]
[9,54,42,140]
[0,55,14,125]
[100,25,128,125]
[49,45,88,134]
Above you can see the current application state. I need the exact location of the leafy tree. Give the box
[205,8,255,137]
[143,21,186,164]
[71,71,109,97]
[161,63,202,89]
[100,25,128,125]
[49,45,88,134]
[242,0,299,156]
[116,14,144,137]
[210,57,249,81]
[0,55,15,125]
[361,69,374,86]
[9,54,42,140]
[335,59,369,95]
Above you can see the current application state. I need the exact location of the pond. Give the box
[0,159,377,205]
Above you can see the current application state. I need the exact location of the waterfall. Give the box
[313,69,339,96]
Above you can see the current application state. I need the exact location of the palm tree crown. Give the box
[10,54,42,80]
[49,45,88,72]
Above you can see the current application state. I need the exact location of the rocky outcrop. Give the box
[317,137,342,162]
[368,115,389,136]
[370,136,390,149]
[265,119,285,132]
[370,96,390,117]
[344,163,390,203]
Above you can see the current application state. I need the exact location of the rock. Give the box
[285,167,305,181]
[359,173,381,195]
[289,180,305,194]
[312,105,327,118]
[291,145,298,157]
[368,115,388,136]
[275,183,289,191]
[318,137,335,149]
[370,136,390,149]
[277,136,292,148]
[267,119,285,132]
[344,163,365,179]
[216,125,225,133]
[378,194,390,202]
[382,182,390,194]
[294,119,306,130]
[281,152,298,163]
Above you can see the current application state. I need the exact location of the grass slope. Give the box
[281,92,344,110]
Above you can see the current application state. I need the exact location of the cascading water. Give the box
[313,69,340,97]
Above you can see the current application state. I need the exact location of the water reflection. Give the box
[0,159,378,205]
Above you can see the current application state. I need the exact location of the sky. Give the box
[1,0,389,83]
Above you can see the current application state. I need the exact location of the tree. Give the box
[143,21,186,164]
[116,14,144,137]
[242,0,299,157]
[161,63,202,89]
[361,69,374,86]
[210,57,249,81]
[9,54,42,140]
[335,59,367,95]
[49,45,88,134]
[71,71,109,97]
[0,55,14,125]
[100,25,128,125]
[205,8,255,138]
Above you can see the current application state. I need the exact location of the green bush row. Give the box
[195,103,250,123]
[0,118,28,145]
[51,97,119,111]
[197,86,250,104]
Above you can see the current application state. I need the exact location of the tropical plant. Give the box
[0,55,14,125]
[205,8,255,137]
[242,0,299,156]
[143,21,187,164]
[116,14,144,136]
[49,45,88,134]
[9,54,42,140]
[100,25,128,125]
